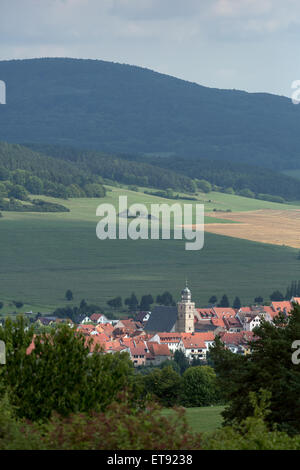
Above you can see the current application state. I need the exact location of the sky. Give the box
[1,0,300,97]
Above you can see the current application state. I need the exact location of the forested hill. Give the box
[24,144,300,201]
[0,141,106,198]
[0,141,196,196]
[127,154,300,201]
[0,58,300,170]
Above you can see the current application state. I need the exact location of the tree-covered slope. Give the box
[0,141,196,195]
[0,141,106,199]
[0,58,300,170]
[25,144,300,201]
[130,154,300,201]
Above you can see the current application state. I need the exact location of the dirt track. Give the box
[203,209,300,248]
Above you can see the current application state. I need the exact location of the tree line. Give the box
[0,142,106,199]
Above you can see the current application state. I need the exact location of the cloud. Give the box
[1,0,300,96]
[109,0,202,21]
[213,0,273,17]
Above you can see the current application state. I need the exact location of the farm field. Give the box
[205,209,300,249]
[162,406,224,433]
[0,187,299,315]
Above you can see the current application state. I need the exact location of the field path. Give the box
[202,209,300,248]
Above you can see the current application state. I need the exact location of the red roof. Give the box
[219,331,254,346]
[211,317,225,328]
[147,342,171,356]
[157,333,182,343]
[90,313,104,322]
[180,331,215,349]
[271,301,293,314]
[213,307,237,319]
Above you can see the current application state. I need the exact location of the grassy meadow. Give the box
[162,406,225,434]
[0,186,299,315]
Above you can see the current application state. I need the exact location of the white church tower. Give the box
[175,282,195,333]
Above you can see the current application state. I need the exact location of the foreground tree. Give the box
[143,366,182,407]
[0,317,136,421]
[180,366,220,407]
[209,304,300,434]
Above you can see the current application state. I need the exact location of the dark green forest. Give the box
[1,140,299,201]
[0,141,106,199]
[0,58,300,170]
[118,153,300,201]
[24,143,197,193]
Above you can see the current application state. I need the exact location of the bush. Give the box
[0,393,202,450]
[180,366,220,407]
[38,397,202,450]
[143,366,182,407]
[202,391,300,450]
[0,317,138,421]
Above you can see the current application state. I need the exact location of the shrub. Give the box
[180,366,220,407]
[39,397,202,450]
[202,391,300,450]
[0,393,202,450]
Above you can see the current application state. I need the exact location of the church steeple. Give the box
[176,282,195,333]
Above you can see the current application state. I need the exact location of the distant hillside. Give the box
[129,154,300,201]
[1,58,300,170]
[0,141,106,199]
[0,141,196,195]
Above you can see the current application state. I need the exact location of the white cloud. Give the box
[1,0,300,96]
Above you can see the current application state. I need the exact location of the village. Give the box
[25,285,300,366]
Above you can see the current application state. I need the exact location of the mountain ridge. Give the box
[0,57,299,169]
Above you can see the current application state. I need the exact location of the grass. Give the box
[162,406,225,433]
[0,187,299,314]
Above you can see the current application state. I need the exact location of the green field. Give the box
[0,187,299,315]
[162,406,224,433]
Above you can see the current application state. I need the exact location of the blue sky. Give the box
[1,0,300,97]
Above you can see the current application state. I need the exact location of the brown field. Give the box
[202,210,300,248]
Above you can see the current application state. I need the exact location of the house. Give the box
[149,332,182,353]
[223,316,243,332]
[146,342,171,366]
[271,301,293,316]
[178,332,215,361]
[218,331,255,355]
[114,318,143,332]
[90,313,110,324]
[76,324,99,336]
[135,311,151,324]
[36,316,58,326]
[97,322,114,337]
[237,312,262,331]
[128,341,150,366]
[74,314,91,324]
[212,307,237,319]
